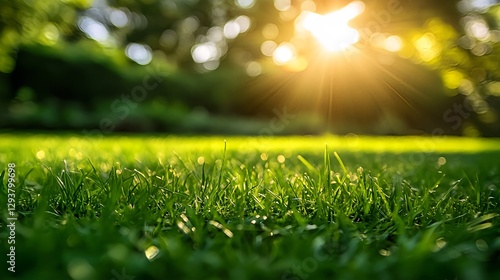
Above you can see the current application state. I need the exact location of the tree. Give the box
[0,0,92,73]
[2,0,500,135]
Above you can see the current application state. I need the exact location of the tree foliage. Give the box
[1,0,500,135]
[0,0,92,72]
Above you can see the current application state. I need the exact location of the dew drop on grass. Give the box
[36,150,45,160]
[145,245,160,260]
[379,249,391,257]
[260,153,268,161]
[306,224,317,230]
[208,221,233,238]
[177,221,191,234]
[197,156,205,165]
[435,237,447,250]
[180,213,189,223]
[277,155,286,163]
[100,163,111,172]
[222,228,233,238]
[437,157,447,166]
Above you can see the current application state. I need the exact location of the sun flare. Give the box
[297,1,365,52]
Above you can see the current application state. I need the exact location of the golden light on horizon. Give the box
[296,1,365,52]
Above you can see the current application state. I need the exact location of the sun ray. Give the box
[239,1,453,133]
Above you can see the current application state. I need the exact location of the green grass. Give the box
[1,134,500,280]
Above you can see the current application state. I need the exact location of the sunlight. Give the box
[297,1,365,52]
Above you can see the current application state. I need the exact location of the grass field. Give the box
[1,134,500,280]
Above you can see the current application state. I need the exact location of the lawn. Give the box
[1,134,500,280]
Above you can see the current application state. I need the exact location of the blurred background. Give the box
[1,0,499,136]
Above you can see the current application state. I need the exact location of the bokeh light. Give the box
[246,61,262,77]
[224,21,241,39]
[206,27,224,42]
[125,43,152,65]
[301,0,317,12]
[458,0,497,12]
[384,35,403,52]
[262,24,280,39]
[108,9,129,28]
[465,17,490,41]
[191,42,220,64]
[442,70,465,90]
[261,40,278,56]
[235,16,252,33]
[2,0,500,135]
[273,43,295,65]
[40,24,60,45]
[274,0,292,12]
[414,33,441,62]
[487,81,500,96]
[459,79,475,95]
[78,16,110,43]
[203,60,220,71]
[160,29,178,49]
[180,16,200,34]
[235,0,255,9]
